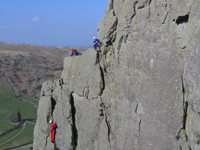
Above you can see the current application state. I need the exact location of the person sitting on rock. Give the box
[93,37,101,51]
[49,120,57,142]
[71,48,82,56]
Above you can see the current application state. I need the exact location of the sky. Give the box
[0,0,108,47]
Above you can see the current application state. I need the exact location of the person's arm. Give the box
[93,40,97,45]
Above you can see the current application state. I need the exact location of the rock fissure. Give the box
[109,0,114,11]
[175,13,190,25]
[59,78,64,89]
[179,145,183,150]
[51,97,56,117]
[149,0,152,5]
[181,74,188,130]
[99,65,105,96]
[138,119,141,135]
[135,103,138,114]
[45,135,49,147]
[183,101,188,130]
[124,32,130,43]
[162,11,169,24]
[117,36,123,52]
[128,1,138,24]
[70,93,78,150]
[105,114,111,144]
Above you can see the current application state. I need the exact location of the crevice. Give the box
[162,11,169,24]
[135,103,138,114]
[59,78,64,90]
[183,101,188,130]
[45,135,48,146]
[138,119,141,135]
[113,10,116,16]
[124,32,130,43]
[70,93,78,150]
[118,36,123,51]
[105,18,118,47]
[179,145,182,150]
[105,115,111,144]
[128,1,138,24]
[51,97,56,115]
[149,0,152,5]
[99,66,105,95]
[181,73,188,130]
[188,145,192,150]
[106,40,113,47]
[94,52,100,65]
[175,13,189,25]
[137,0,150,9]
[109,0,114,11]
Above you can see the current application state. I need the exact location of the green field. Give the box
[0,76,38,149]
[0,122,13,134]
[0,123,34,149]
[0,124,23,143]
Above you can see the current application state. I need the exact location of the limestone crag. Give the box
[33,0,200,149]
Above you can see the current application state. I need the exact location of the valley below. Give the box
[0,41,87,149]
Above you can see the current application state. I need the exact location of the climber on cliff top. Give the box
[93,37,101,51]
[49,120,57,142]
[71,48,82,56]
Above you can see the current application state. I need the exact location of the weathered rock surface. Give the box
[33,0,200,149]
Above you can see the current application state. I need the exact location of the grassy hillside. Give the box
[0,76,37,120]
[0,76,36,149]
[0,41,87,100]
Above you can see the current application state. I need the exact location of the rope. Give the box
[82,30,97,47]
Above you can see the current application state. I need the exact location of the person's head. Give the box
[93,37,97,40]
[71,48,74,51]
[49,120,52,123]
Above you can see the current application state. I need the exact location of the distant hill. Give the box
[0,41,87,100]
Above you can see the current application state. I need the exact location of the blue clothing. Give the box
[71,50,82,56]
[93,39,100,50]
[93,39,100,45]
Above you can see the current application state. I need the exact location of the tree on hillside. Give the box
[7,111,21,122]
[17,111,21,121]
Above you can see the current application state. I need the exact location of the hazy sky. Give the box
[0,0,107,47]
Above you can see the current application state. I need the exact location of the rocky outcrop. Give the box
[33,0,200,149]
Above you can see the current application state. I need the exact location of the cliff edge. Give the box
[33,0,200,150]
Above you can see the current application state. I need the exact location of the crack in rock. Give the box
[70,93,78,150]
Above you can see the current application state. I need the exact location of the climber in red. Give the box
[71,48,82,56]
[49,120,57,142]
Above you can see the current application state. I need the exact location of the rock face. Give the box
[33,0,200,150]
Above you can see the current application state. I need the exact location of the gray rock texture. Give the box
[33,0,200,149]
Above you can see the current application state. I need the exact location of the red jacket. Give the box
[49,123,56,132]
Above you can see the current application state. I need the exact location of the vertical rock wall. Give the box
[33,0,200,150]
